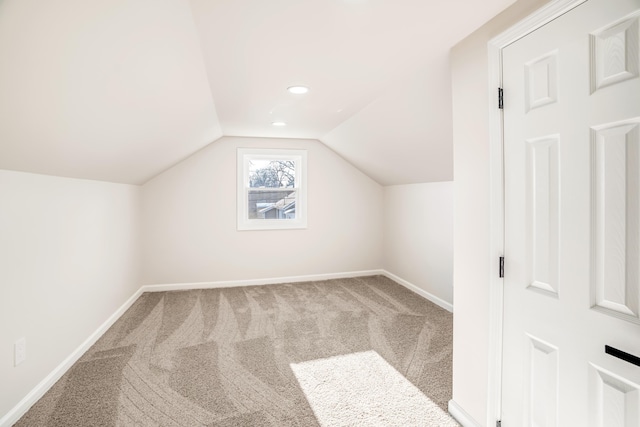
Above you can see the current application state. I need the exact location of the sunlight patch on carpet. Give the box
[290,350,458,427]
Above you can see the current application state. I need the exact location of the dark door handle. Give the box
[605,345,640,367]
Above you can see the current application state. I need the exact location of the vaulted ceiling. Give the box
[0,0,516,186]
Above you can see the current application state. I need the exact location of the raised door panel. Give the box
[526,136,560,296]
[591,119,640,323]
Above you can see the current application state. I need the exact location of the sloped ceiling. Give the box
[0,0,222,184]
[0,0,516,185]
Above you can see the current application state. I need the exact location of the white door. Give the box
[502,0,640,425]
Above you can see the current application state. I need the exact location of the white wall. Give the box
[0,170,140,418]
[450,0,551,424]
[383,182,454,305]
[141,136,384,284]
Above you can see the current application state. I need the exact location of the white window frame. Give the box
[237,148,307,231]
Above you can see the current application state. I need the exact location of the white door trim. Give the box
[486,1,587,425]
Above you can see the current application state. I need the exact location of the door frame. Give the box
[486,0,587,425]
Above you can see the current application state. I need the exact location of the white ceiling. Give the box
[0,0,222,184]
[0,0,516,186]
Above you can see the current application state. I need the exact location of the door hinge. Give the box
[498,87,504,109]
[496,421,502,427]
[499,256,505,278]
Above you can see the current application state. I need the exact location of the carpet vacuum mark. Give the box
[15,275,458,426]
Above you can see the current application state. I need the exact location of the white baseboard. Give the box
[0,288,144,427]
[381,270,453,313]
[448,400,482,427]
[143,270,455,314]
[141,269,386,292]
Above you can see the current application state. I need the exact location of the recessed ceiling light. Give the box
[287,86,309,94]
[272,121,287,126]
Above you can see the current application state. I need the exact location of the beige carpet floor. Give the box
[15,275,458,426]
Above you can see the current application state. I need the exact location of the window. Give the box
[237,148,307,230]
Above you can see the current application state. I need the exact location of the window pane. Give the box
[249,160,296,189]
[248,189,297,220]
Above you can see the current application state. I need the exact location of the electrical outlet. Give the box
[15,338,26,366]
